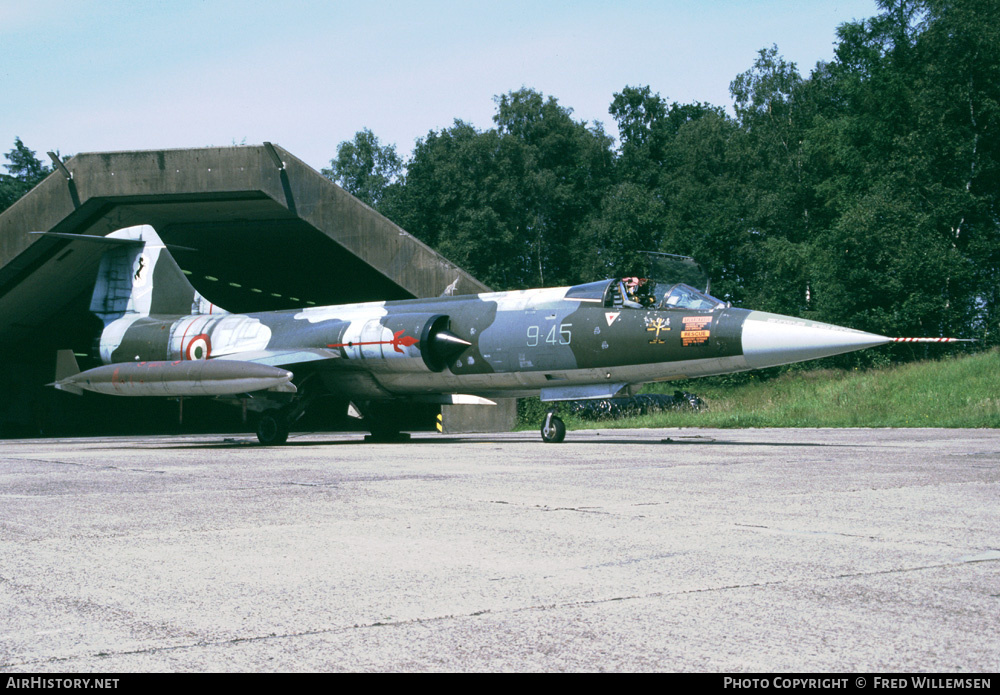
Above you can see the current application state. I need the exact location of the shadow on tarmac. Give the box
[151,433,861,450]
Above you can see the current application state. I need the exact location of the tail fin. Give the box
[90,225,226,325]
[52,350,83,395]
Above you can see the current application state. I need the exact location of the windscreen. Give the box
[657,283,726,311]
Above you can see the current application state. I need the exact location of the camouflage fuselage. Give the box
[100,282,754,401]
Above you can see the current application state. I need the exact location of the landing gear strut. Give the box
[540,408,566,443]
[253,375,318,445]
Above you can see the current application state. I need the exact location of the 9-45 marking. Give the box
[526,323,572,346]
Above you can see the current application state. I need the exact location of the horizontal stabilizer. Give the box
[31,231,143,247]
[31,231,196,251]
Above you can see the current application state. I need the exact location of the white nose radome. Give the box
[741,311,892,369]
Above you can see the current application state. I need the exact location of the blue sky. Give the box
[2,0,877,172]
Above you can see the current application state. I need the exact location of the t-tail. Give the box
[88,224,225,325]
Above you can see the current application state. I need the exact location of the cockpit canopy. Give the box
[564,278,727,312]
[657,282,727,311]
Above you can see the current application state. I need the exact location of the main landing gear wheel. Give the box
[256,410,290,446]
[363,430,412,443]
[540,413,566,443]
[358,401,413,443]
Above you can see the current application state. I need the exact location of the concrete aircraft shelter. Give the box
[0,144,515,436]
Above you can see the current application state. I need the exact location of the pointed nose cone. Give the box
[741,311,892,369]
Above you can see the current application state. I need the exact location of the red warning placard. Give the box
[681,316,712,346]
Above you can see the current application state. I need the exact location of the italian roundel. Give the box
[186,334,212,360]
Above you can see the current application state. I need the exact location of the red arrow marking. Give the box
[390,330,420,352]
[328,330,420,354]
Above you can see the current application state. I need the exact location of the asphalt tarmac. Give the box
[1,428,997,673]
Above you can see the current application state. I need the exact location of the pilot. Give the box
[623,277,638,293]
[621,277,643,309]
[635,278,655,307]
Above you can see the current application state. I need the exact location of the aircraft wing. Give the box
[211,348,341,368]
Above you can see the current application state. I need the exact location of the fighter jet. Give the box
[49,225,960,444]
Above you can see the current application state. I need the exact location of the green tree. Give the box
[728,46,819,315]
[810,0,999,346]
[0,138,51,213]
[391,89,614,289]
[910,0,1000,343]
[321,128,403,211]
[655,111,750,305]
[574,182,665,279]
[493,88,615,286]
[388,121,528,288]
[610,85,722,189]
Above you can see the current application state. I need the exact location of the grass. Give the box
[519,349,1000,430]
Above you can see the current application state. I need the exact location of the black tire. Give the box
[366,418,404,442]
[256,410,290,445]
[540,415,566,443]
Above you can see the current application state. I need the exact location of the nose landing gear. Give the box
[541,409,566,443]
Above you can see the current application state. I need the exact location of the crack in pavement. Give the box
[2,457,167,475]
[4,553,997,670]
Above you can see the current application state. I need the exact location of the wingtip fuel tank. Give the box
[53,353,294,397]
